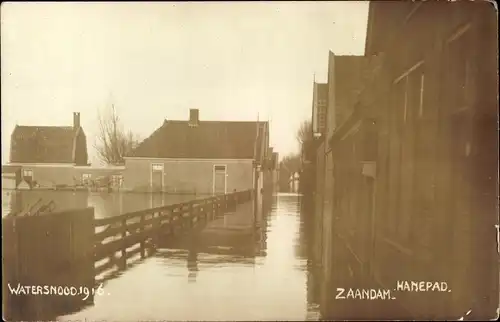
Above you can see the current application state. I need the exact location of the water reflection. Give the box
[49,193,323,321]
[2,189,204,218]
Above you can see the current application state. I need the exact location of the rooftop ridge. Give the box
[15,125,74,129]
[163,119,268,124]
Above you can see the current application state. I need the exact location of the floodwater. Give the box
[1,189,204,218]
[57,193,323,321]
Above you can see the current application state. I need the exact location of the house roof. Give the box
[128,120,268,159]
[2,165,21,174]
[10,126,78,164]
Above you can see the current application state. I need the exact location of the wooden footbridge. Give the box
[2,189,253,321]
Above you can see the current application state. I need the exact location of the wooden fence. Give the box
[2,189,253,321]
[93,189,253,278]
[2,207,95,321]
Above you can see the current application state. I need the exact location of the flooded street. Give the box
[58,193,322,321]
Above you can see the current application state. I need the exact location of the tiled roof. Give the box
[330,55,373,128]
[128,120,267,159]
[10,126,77,163]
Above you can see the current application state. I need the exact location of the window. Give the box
[23,169,33,183]
[214,165,226,172]
[111,175,123,187]
[82,173,91,186]
[152,163,163,172]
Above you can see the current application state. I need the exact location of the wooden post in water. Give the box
[188,201,194,229]
[140,213,145,259]
[211,198,215,220]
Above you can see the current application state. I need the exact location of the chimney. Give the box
[189,109,199,126]
[73,112,81,129]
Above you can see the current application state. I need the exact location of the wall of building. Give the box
[4,164,125,189]
[326,52,337,139]
[312,2,497,320]
[368,3,497,320]
[19,165,77,187]
[319,2,498,320]
[2,175,17,190]
[123,158,254,194]
[73,166,124,186]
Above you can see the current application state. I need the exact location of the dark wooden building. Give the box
[323,1,498,320]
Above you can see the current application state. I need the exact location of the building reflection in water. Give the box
[187,235,199,283]
[53,191,326,321]
[300,193,323,319]
[160,191,272,274]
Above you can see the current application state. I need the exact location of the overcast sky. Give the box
[1,1,368,165]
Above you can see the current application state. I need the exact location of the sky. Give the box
[1,1,368,165]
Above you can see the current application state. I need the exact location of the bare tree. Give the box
[281,153,301,173]
[296,120,313,146]
[94,104,141,165]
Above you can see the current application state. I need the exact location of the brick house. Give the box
[7,112,89,188]
[123,109,272,195]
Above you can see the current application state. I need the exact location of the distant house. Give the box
[123,109,272,194]
[7,112,88,188]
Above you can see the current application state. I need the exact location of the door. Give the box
[213,165,226,195]
[151,163,163,192]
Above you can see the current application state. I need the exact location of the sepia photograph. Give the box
[1,1,498,321]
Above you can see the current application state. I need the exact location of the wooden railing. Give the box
[93,189,253,277]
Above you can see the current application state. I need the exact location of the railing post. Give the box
[188,202,194,228]
[121,217,127,268]
[215,197,219,218]
[140,213,145,259]
[153,211,162,254]
[205,199,209,220]
[169,209,174,236]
